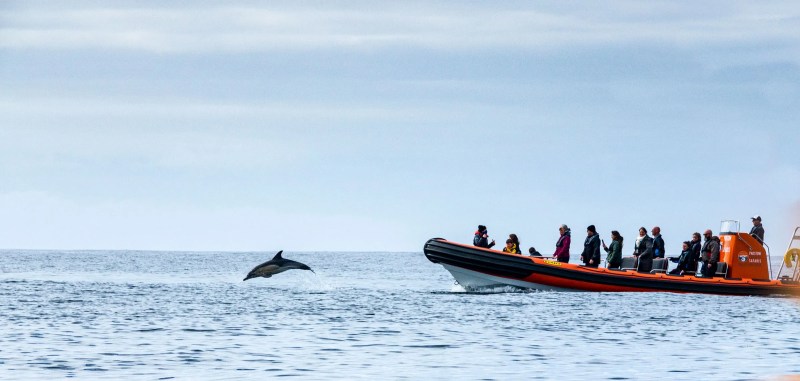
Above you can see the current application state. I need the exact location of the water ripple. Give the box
[1,250,799,380]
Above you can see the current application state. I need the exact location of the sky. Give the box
[1,1,799,254]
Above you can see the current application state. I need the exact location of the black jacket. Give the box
[750,225,765,244]
[690,240,701,262]
[636,235,654,272]
[473,230,495,248]
[636,235,654,258]
[581,234,601,266]
[676,249,692,270]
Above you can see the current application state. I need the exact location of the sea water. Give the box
[1,250,799,380]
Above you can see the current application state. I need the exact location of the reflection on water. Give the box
[1,250,799,380]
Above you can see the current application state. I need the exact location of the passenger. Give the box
[651,226,665,258]
[634,227,654,273]
[503,239,513,253]
[633,227,645,256]
[581,225,601,268]
[508,234,522,254]
[689,232,702,273]
[669,241,692,275]
[473,225,496,249]
[554,224,571,263]
[750,215,765,244]
[602,230,623,269]
[528,247,542,257]
[700,230,720,277]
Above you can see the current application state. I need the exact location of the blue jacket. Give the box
[652,234,665,258]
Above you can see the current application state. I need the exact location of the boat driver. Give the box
[749,215,765,244]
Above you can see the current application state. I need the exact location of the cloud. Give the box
[0,123,308,172]
[0,96,444,123]
[1,2,799,59]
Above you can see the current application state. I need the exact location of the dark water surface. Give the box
[1,250,799,380]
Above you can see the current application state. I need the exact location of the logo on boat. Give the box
[736,251,763,264]
[543,260,562,266]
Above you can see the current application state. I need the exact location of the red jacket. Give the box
[554,233,571,262]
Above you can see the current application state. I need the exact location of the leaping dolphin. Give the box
[243,250,315,281]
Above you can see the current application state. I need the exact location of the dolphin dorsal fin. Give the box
[273,250,283,260]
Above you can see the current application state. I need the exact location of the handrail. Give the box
[736,234,753,252]
[794,227,800,282]
[763,242,772,280]
[792,253,799,282]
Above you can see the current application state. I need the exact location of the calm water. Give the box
[1,250,799,380]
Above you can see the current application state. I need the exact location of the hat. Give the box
[751,215,762,221]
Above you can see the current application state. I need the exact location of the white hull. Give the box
[441,264,574,291]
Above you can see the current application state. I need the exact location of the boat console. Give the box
[718,220,770,280]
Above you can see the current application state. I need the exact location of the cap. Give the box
[751,215,762,221]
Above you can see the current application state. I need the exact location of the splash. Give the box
[454,284,532,294]
[298,271,335,292]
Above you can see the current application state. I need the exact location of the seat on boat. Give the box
[650,258,669,274]
[715,262,729,278]
[620,256,637,271]
[683,263,698,276]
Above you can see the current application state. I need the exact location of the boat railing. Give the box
[775,227,800,282]
[763,241,772,280]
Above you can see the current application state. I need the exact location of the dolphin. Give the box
[243,250,315,281]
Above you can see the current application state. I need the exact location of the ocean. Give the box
[1,249,799,380]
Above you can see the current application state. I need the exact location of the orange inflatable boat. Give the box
[424,222,800,296]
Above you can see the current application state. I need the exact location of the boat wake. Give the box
[431,283,538,294]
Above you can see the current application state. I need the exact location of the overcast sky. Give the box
[1,1,799,253]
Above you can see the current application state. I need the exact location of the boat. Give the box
[424,221,800,296]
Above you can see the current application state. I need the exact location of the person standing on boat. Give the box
[581,225,601,267]
[634,227,654,272]
[633,227,646,256]
[554,224,571,263]
[700,229,720,277]
[651,226,665,258]
[508,234,522,254]
[473,225,496,249]
[750,215,765,244]
[689,232,702,273]
[602,230,623,269]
